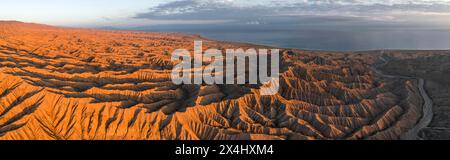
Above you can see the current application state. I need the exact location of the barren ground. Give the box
[0,21,439,140]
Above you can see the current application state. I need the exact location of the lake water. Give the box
[141,24,450,51]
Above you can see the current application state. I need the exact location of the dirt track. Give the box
[0,22,428,140]
[374,51,434,140]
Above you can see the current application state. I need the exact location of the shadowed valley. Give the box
[0,21,446,140]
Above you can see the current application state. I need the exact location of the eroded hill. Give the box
[0,21,425,140]
[379,51,450,140]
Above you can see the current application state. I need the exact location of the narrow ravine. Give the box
[373,51,434,140]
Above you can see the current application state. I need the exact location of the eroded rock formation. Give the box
[0,22,424,140]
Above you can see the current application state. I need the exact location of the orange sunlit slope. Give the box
[0,21,423,140]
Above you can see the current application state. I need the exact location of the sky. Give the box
[0,0,165,26]
[1,0,450,28]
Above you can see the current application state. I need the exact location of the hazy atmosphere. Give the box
[1,0,450,141]
[2,0,450,50]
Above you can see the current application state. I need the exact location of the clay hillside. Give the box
[0,21,447,140]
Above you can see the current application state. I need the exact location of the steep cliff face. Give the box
[0,22,423,140]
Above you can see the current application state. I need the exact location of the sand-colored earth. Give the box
[0,21,427,140]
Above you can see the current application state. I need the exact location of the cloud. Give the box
[134,0,267,21]
[132,0,450,26]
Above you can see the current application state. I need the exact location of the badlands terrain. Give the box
[0,21,447,140]
[379,51,450,140]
